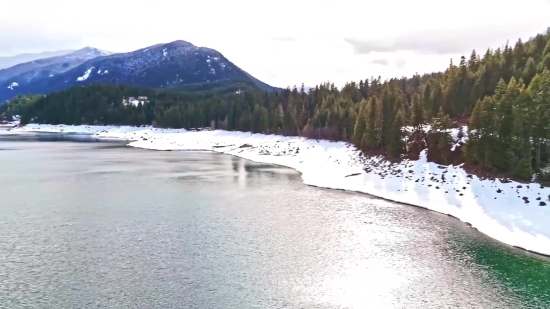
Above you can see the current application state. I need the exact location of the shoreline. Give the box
[8,124,550,257]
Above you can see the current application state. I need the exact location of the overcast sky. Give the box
[2,0,550,88]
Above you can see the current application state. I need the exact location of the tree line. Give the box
[14,28,550,180]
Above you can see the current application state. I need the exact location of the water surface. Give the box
[0,132,549,308]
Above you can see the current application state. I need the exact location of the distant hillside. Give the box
[0,41,281,103]
[0,47,112,84]
[0,49,75,70]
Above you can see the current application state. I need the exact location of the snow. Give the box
[7,82,18,90]
[76,67,94,82]
[8,124,550,256]
[163,48,167,57]
[403,125,469,152]
[125,99,141,106]
[0,120,19,127]
[10,124,188,136]
[97,69,102,74]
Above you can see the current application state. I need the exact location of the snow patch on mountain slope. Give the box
[7,82,18,90]
[76,67,94,82]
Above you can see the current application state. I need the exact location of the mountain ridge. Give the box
[0,41,280,102]
[0,49,77,70]
[0,47,112,84]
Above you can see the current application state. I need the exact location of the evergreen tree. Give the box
[389,109,405,158]
[410,93,424,131]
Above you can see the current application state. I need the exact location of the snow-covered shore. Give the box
[10,124,550,256]
[8,123,189,135]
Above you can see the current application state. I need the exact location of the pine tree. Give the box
[363,97,378,149]
[410,93,424,132]
[464,98,487,164]
[526,69,550,171]
[353,100,367,148]
[523,57,537,85]
[389,109,405,158]
[422,81,435,119]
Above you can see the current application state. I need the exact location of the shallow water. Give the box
[0,132,549,308]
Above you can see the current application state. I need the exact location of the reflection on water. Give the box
[0,129,118,143]
[0,133,549,308]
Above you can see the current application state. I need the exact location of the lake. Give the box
[0,131,549,308]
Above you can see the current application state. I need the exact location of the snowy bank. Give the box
[0,121,19,128]
[10,124,550,256]
[11,124,197,136]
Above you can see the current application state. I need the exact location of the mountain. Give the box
[0,47,112,84]
[0,41,280,103]
[0,49,75,70]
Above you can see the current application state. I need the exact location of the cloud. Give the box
[0,24,82,56]
[369,59,389,66]
[344,21,550,55]
[2,0,550,87]
[271,37,296,42]
[395,58,407,68]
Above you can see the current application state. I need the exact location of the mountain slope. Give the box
[0,49,75,70]
[0,47,112,83]
[0,41,280,102]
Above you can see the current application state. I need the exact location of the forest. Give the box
[9,28,550,181]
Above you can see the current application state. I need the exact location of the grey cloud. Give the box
[369,59,389,66]
[344,23,548,55]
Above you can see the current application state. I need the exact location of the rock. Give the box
[497,189,502,193]
[537,197,541,200]
[540,202,547,206]
[436,186,439,189]
[517,185,523,188]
